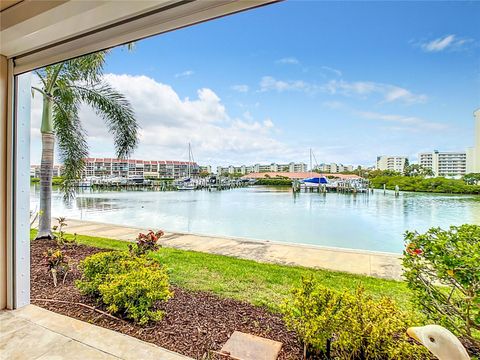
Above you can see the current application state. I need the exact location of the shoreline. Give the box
[61,218,404,280]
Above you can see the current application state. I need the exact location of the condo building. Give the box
[466,109,480,174]
[315,163,354,173]
[419,151,467,178]
[217,162,307,175]
[30,165,63,178]
[81,158,200,179]
[376,156,408,173]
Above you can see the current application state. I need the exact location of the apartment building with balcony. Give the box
[419,151,467,178]
[217,162,307,175]
[315,163,355,173]
[82,158,200,179]
[30,164,63,178]
[376,156,408,173]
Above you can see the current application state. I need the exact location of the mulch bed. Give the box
[31,240,303,359]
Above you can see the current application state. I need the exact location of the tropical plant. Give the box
[129,230,164,256]
[52,217,76,246]
[44,248,71,287]
[403,225,480,347]
[33,52,138,239]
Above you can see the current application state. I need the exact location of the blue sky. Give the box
[31,1,480,167]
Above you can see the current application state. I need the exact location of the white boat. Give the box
[177,143,196,190]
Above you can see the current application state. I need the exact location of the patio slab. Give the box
[63,219,403,280]
[0,305,192,360]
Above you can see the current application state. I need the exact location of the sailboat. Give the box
[177,143,196,190]
[302,148,328,188]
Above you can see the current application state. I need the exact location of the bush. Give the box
[254,178,292,186]
[282,278,429,359]
[282,277,345,358]
[403,225,480,346]
[76,251,172,324]
[335,287,428,360]
[99,264,172,325]
[369,175,480,194]
[129,230,164,256]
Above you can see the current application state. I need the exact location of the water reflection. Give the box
[30,186,480,253]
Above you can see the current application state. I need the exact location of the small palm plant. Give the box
[33,52,138,239]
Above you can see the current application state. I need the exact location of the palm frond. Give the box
[70,83,138,159]
[61,52,108,85]
[52,86,88,200]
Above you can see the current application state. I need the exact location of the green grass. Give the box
[30,229,413,311]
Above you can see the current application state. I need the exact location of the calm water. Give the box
[30,185,480,253]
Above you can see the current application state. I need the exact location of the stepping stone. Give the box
[218,331,282,360]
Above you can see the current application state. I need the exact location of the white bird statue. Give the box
[407,325,470,360]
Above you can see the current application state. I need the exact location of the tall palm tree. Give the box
[33,52,138,239]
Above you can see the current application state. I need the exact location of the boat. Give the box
[301,148,328,187]
[177,143,196,190]
[302,176,328,187]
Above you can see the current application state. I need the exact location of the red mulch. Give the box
[31,240,303,359]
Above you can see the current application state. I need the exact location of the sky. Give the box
[30,0,480,168]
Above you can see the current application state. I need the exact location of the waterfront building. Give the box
[376,156,408,173]
[418,151,467,178]
[466,109,480,174]
[30,165,63,178]
[199,165,212,174]
[315,163,355,173]
[217,162,307,175]
[82,158,200,179]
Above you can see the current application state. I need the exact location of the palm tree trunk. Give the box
[36,96,55,239]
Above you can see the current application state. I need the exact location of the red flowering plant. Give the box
[402,225,480,347]
[129,230,164,256]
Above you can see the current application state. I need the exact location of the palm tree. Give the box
[33,52,138,239]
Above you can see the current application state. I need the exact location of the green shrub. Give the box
[369,175,480,194]
[282,278,429,359]
[98,264,172,325]
[403,225,480,346]
[335,287,428,360]
[76,251,139,295]
[282,277,345,358]
[254,178,292,186]
[76,250,172,324]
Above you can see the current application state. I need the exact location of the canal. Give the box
[30,185,480,253]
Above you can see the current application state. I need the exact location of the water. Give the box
[30,185,480,253]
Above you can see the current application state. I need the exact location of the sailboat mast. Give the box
[188,143,191,178]
[310,148,312,173]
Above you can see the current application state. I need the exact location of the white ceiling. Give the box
[0,0,278,74]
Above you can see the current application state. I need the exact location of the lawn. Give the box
[30,229,413,311]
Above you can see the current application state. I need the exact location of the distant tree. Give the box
[199,170,210,178]
[404,164,434,177]
[464,173,480,185]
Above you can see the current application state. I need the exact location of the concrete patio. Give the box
[0,305,191,360]
[65,219,403,280]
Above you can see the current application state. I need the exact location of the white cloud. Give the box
[357,111,447,131]
[321,66,342,77]
[259,76,312,93]
[276,57,299,65]
[419,34,473,52]
[324,80,427,104]
[30,74,294,167]
[231,84,249,93]
[174,69,194,78]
